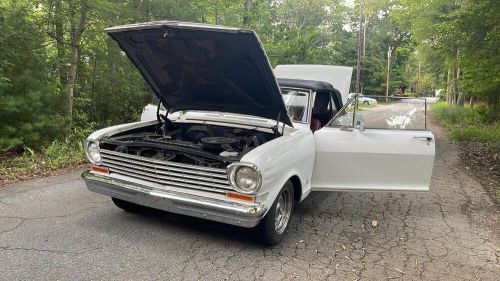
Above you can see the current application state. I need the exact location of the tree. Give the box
[394,0,500,113]
[0,1,64,150]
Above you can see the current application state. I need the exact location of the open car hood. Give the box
[106,21,292,126]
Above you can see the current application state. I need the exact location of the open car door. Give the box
[311,96,435,192]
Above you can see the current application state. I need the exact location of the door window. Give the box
[329,95,428,130]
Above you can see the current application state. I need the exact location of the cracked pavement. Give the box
[0,114,499,280]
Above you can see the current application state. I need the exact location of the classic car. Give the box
[348,93,378,105]
[82,21,435,245]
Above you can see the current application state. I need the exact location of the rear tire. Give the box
[257,181,295,245]
[111,197,143,213]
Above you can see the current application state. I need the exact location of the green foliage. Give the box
[1,0,498,182]
[449,127,500,145]
[0,139,84,181]
[42,140,84,169]
[432,102,500,147]
[0,1,65,150]
[401,92,417,97]
[393,0,500,105]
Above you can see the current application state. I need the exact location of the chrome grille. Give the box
[100,149,233,194]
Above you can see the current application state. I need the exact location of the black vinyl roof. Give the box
[277,78,336,92]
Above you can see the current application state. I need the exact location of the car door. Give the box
[311,96,435,192]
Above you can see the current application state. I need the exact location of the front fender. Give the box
[86,120,156,141]
[240,128,315,210]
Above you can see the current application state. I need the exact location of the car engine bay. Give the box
[99,122,276,169]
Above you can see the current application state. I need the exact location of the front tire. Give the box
[257,181,295,245]
[111,197,144,213]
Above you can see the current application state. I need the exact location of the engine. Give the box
[99,123,275,169]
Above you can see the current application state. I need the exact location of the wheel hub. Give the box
[274,189,292,234]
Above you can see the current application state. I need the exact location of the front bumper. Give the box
[81,170,267,228]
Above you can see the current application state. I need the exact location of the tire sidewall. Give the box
[258,180,295,245]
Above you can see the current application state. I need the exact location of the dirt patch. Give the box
[460,141,500,205]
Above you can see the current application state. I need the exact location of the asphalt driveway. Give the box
[0,115,498,280]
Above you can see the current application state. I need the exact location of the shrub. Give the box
[432,102,500,147]
[402,92,418,97]
[42,140,85,169]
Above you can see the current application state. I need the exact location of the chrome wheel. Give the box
[274,188,293,235]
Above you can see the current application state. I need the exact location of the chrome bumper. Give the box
[81,170,267,228]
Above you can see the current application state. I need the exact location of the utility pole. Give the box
[362,17,367,59]
[385,46,393,102]
[355,1,363,95]
[416,64,421,96]
[361,16,367,94]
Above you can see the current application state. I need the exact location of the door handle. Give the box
[414,136,433,142]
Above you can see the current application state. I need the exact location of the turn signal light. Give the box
[226,192,255,203]
[91,165,109,174]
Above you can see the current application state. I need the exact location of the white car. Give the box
[82,21,435,245]
[348,93,378,105]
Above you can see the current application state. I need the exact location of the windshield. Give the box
[281,88,310,123]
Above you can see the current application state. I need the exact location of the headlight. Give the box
[85,141,101,165]
[228,163,262,194]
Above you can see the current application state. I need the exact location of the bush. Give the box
[42,140,85,169]
[0,137,85,183]
[402,92,418,97]
[432,102,500,147]
[0,3,65,151]
[450,127,500,145]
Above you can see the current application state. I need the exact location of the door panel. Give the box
[311,128,435,192]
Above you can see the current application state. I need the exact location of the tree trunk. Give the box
[53,0,66,88]
[65,0,89,131]
[243,0,252,27]
[456,67,464,106]
[451,67,458,105]
[487,93,499,121]
[456,50,464,107]
[469,96,474,108]
[416,64,421,96]
[356,2,362,95]
[446,68,451,104]
[457,92,465,106]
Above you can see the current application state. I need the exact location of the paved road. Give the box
[0,114,499,280]
[359,98,428,130]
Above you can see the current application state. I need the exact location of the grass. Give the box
[356,103,377,110]
[431,101,500,148]
[432,101,499,204]
[0,140,86,185]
